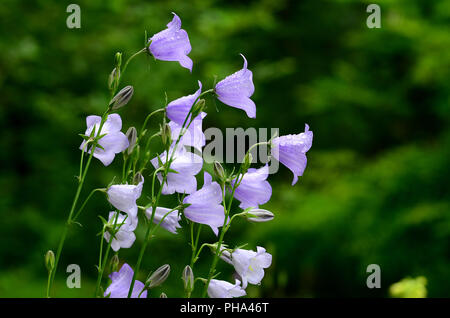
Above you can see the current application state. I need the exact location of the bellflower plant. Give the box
[183,172,225,236]
[104,263,147,298]
[46,12,313,299]
[104,212,136,252]
[271,124,313,185]
[80,114,129,166]
[232,164,272,209]
[215,54,256,118]
[207,279,246,298]
[148,13,193,71]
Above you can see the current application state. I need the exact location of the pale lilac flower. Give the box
[183,172,225,236]
[215,54,255,118]
[104,263,147,298]
[150,147,202,195]
[106,174,144,228]
[230,246,272,288]
[271,124,313,185]
[148,13,193,71]
[207,279,246,298]
[166,81,202,125]
[103,212,136,252]
[79,114,129,166]
[168,114,206,151]
[145,207,181,234]
[232,164,272,209]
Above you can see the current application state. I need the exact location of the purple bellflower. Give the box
[150,146,202,195]
[79,114,129,166]
[215,54,255,118]
[271,124,313,185]
[229,246,272,289]
[166,81,202,125]
[145,207,182,234]
[183,172,225,236]
[104,263,147,298]
[207,279,246,298]
[106,173,144,228]
[168,113,206,151]
[104,211,136,252]
[232,164,272,209]
[148,13,193,71]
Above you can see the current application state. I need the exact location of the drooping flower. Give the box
[103,212,136,252]
[166,81,202,125]
[145,207,182,234]
[104,263,147,298]
[168,114,206,151]
[271,124,313,185]
[183,172,225,236]
[150,147,202,195]
[229,246,272,289]
[79,114,129,166]
[207,279,246,298]
[148,13,193,71]
[232,164,272,209]
[106,173,144,228]
[215,54,255,118]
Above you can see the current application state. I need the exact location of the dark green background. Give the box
[0,0,449,297]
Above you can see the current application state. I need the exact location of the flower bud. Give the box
[161,123,172,148]
[160,292,168,298]
[125,127,137,155]
[45,250,55,272]
[213,161,225,182]
[109,85,134,110]
[191,99,205,118]
[242,152,253,173]
[109,254,120,273]
[246,208,274,223]
[182,265,194,292]
[146,264,170,288]
[108,68,120,90]
[115,52,122,68]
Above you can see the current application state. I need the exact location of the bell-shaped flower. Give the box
[106,173,144,227]
[215,54,255,118]
[79,114,129,166]
[232,164,272,209]
[271,124,313,185]
[150,147,202,195]
[168,113,206,151]
[229,246,272,289]
[166,81,202,125]
[103,212,136,252]
[148,12,193,71]
[104,263,147,298]
[183,172,225,236]
[207,279,246,298]
[145,207,182,234]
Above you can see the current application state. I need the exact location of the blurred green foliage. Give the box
[0,0,449,297]
[389,276,427,298]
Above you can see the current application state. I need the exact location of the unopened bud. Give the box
[246,208,274,223]
[191,99,205,118]
[182,265,194,291]
[213,161,225,181]
[242,152,253,173]
[45,250,55,272]
[110,85,134,110]
[160,292,168,298]
[109,254,120,273]
[146,264,170,288]
[108,68,120,90]
[125,127,137,155]
[115,52,122,68]
[161,123,172,147]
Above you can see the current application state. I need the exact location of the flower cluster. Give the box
[47,12,313,299]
